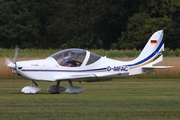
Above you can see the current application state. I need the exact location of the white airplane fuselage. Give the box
[16,54,132,81]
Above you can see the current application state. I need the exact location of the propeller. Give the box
[5,46,19,73]
[5,46,19,87]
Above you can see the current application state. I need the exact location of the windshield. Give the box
[50,48,86,67]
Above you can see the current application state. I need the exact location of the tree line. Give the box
[0,0,180,50]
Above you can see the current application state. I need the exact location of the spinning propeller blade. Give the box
[5,57,15,69]
[13,46,18,63]
[5,46,19,87]
[5,46,19,69]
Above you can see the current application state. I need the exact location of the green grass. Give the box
[0,78,180,120]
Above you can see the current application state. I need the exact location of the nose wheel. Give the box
[21,81,41,94]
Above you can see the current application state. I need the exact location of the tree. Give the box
[113,0,180,50]
[113,13,173,49]
[0,0,40,48]
[41,0,145,49]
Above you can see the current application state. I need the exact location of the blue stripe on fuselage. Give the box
[22,68,107,72]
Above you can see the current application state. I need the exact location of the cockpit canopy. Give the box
[50,48,101,67]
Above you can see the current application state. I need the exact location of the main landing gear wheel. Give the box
[66,81,84,94]
[47,81,66,94]
[47,81,84,94]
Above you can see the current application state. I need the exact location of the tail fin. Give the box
[127,30,173,75]
[129,30,165,67]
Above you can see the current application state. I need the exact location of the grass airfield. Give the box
[1,49,180,120]
[0,78,180,120]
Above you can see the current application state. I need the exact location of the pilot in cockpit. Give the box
[60,52,77,67]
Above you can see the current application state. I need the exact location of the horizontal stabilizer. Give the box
[142,66,174,69]
[142,66,174,74]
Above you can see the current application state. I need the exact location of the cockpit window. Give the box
[50,49,86,67]
[86,52,101,65]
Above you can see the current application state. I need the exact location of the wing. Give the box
[54,71,129,81]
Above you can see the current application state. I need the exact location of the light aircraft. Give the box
[5,30,172,94]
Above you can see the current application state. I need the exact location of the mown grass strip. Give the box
[0,79,180,120]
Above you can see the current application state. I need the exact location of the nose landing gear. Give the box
[21,81,41,94]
